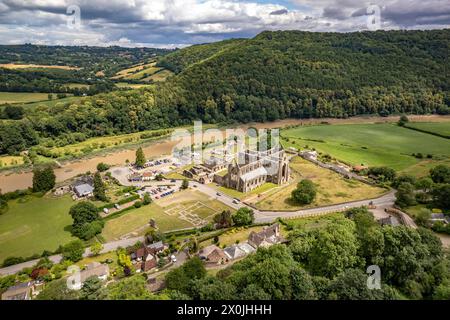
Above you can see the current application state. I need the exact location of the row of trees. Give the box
[395,165,450,211]
[163,207,449,300]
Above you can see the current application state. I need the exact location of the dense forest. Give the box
[1,29,449,155]
[163,209,450,300]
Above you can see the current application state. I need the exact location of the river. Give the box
[1,115,448,192]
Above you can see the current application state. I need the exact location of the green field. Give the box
[16,96,81,110]
[282,123,450,171]
[0,195,76,263]
[0,92,58,104]
[114,82,154,89]
[254,157,385,211]
[49,127,172,157]
[404,122,450,138]
[210,182,278,200]
[102,190,234,241]
[102,203,194,241]
[142,69,173,82]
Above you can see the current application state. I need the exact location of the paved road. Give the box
[190,180,396,223]
[0,236,144,276]
[254,191,396,223]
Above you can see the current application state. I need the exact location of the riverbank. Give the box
[1,114,449,192]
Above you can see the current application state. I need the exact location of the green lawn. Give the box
[102,189,235,241]
[0,195,76,263]
[282,123,450,171]
[254,157,385,211]
[102,203,194,241]
[0,92,58,104]
[210,182,278,200]
[404,122,450,138]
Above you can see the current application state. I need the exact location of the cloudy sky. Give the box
[0,0,448,47]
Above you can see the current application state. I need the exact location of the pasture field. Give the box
[102,190,233,241]
[114,82,153,89]
[404,122,450,138]
[400,158,450,178]
[22,96,82,110]
[0,195,76,263]
[0,63,79,70]
[0,92,57,104]
[49,128,172,157]
[142,69,174,82]
[282,123,450,171]
[254,157,385,211]
[111,62,165,81]
[101,202,193,241]
[111,63,152,79]
[126,65,161,80]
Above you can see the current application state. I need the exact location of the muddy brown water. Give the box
[0,141,178,193]
[1,115,449,192]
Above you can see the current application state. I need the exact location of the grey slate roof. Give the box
[74,183,94,197]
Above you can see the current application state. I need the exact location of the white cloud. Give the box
[0,0,447,46]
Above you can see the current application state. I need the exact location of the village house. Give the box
[224,244,247,260]
[128,172,142,182]
[199,245,228,265]
[1,281,37,300]
[248,223,284,248]
[72,262,110,290]
[130,242,166,272]
[147,241,165,255]
[142,171,154,181]
[237,242,256,255]
[72,176,94,199]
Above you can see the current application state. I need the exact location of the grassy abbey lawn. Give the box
[254,157,385,211]
[0,195,76,263]
[102,189,234,241]
[282,123,450,172]
[210,182,278,200]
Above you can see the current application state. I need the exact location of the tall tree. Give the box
[232,207,254,226]
[32,166,56,193]
[93,172,107,202]
[107,275,157,300]
[291,179,316,205]
[80,276,107,300]
[61,240,85,262]
[135,147,146,168]
[308,220,359,278]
